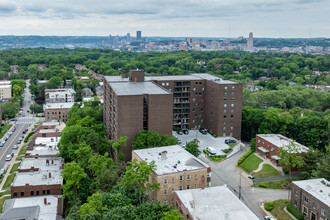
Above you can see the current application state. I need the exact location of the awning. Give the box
[258,147,269,153]
[271,155,281,160]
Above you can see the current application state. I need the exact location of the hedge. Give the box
[287,204,304,220]
[282,167,289,174]
[257,183,267,188]
[24,131,35,143]
[203,149,209,155]
[264,202,274,211]
[237,150,253,165]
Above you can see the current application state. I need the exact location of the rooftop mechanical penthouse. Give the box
[104,70,242,160]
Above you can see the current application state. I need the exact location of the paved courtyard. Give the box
[172,130,236,156]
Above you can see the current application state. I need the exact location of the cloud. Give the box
[0,2,17,13]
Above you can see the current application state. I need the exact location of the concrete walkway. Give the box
[253,174,299,184]
[254,153,285,175]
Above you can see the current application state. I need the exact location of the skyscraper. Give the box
[246,32,253,52]
[136,31,142,41]
[126,33,131,42]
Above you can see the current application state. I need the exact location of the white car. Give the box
[13,145,18,149]
[264,216,277,220]
[5,155,11,161]
[206,147,216,155]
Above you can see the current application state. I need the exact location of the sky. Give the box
[0,0,329,38]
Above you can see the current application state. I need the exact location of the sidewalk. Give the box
[254,153,284,175]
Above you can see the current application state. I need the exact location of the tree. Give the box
[313,145,330,180]
[30,103,43,113]
[46,76,62,89]
[300,148,322,180]
[62,162,87,203]
[122,158,160,205]
[279,142,306,181]
[133,130,178,150]
[0,102,19,119]
[161,210,184,220]
[185,139,201,157]
[79,193,108,219]
[109,136,127,163]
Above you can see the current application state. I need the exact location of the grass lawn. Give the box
[239,154,263,172]
[10,163,20,174]
[209,155,226,162]
[15,155,24,161]
[0,190,11,198]
[270,199,293,220]
[18,146,27,156]
[3,173,15,189]
[255,179,292,189]
[0,196,10,212]
[228,142,236,148]
[0,124,13,139]
[253,164,280,179]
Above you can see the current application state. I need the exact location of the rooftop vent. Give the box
[161,151,167,160]
[177,160,181,164]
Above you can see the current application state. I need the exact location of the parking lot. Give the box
[172,130,237,156]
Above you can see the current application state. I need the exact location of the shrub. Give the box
[282,167,289,174]
[203,149,209,155]
[257,183,268,188]
[237,150,253,165]
[264,202,274,211]
[24,131,35,143]
[287,204,304,220]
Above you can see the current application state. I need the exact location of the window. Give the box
[195,184,197,188]
[232,86,235,89]
[164,179,168,185]
[224,121,227,125]
[180,186,183,190]
[172,188,175,192]
[36,191,39,195]
[312,202,316,209]
[193,98,196,101]
[47,190,50,195]
[224,104,227,107]
[164,200,167,204]
[187,185,190,189]
[180,176,183,181]
[31,191,34,196]
[321,208,326,216]
[43,190,46,195]
[258,139,260,143]
[195,174,198,179]
[172,178,175,183]
[187,175,191,180]
[224,92,227,95]
[224,127,226,130]
[193,88,196,91]
[224,98,227,101]
[207,172,211,177]
[224,110,227,113]
[21,192,24,197]
[294,200,297,207]
[166,83,169,86]
[162,83,165,86]
[303,206,308,215]
[225,86,227,90]
[231,104,234,107]
[304,196,308,203]
[164,190,167,195]
[231,115,234,118]
[232,92,235,95]
[230,126,233,130]
[13,192,17,197]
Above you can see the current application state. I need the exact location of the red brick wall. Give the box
[11,184,62,198]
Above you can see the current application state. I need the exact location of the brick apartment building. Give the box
[11,170,63,198]
[173,186,259,220]
[291,178,330,220]
[132,145,211,206]
[44,102,74,122]
[104,70,242,160]
[255,134,309,167]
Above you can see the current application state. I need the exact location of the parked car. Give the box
[248,175,255,179]
[199,128,207,135]
[27,110,30,113]
[0,168,5,178]
[10,118,17,122]
[5,154,12,161]
[264,216,277,220]
[183,130,189,135]
[176,130,183,135]
[8,131,13,136]
[0,141,4,147]
[225,139,236,144]
[13,145,18,149]
[206,147,216,155]
[12,127,16,132]
[17,140,21,144]
[4,136,9,141]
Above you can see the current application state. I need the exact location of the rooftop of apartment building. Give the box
[0,195,61,220]
[293,178,330,206]
[257,134,309,153]
[19,157,64,172]
[175,185,259,220]
[12,170,63,187]
[133,145,209,176]
[44,102,74,110]
[45,88,75,94]
[0,80,11,85]
[26,146,59,157]
[35,137,61,147]
[146,73,239,84]
[38,122,66,134]
[0,85,12,89]
[107,81,171,96]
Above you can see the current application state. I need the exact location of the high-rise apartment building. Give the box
[126,33,131,42]
[136,31,142,41]
[103,70,242,160]
[246,32,254,52]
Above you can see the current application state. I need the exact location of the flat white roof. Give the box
[133,145,209,176]
[175,186,259,220]
[0,85,11,89]
[19,157,64,171]
[27,146,59,156]
[12,170,63,187]
[0,81,11,85]
[109,81,171,96]
[293,178,330,206]
[45,88,75,95]
[44,102,74,110]
[35,137,61,147]
[1,195,60,220]
[257,134,309,153]
[192,73,239,84]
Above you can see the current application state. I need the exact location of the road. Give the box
[0,80,36,170]
[200,144,289,219]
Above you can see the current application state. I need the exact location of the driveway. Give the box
[173,130,235,156]
[201,143,290,219]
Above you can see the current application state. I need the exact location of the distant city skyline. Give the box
[0,0,329,38]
